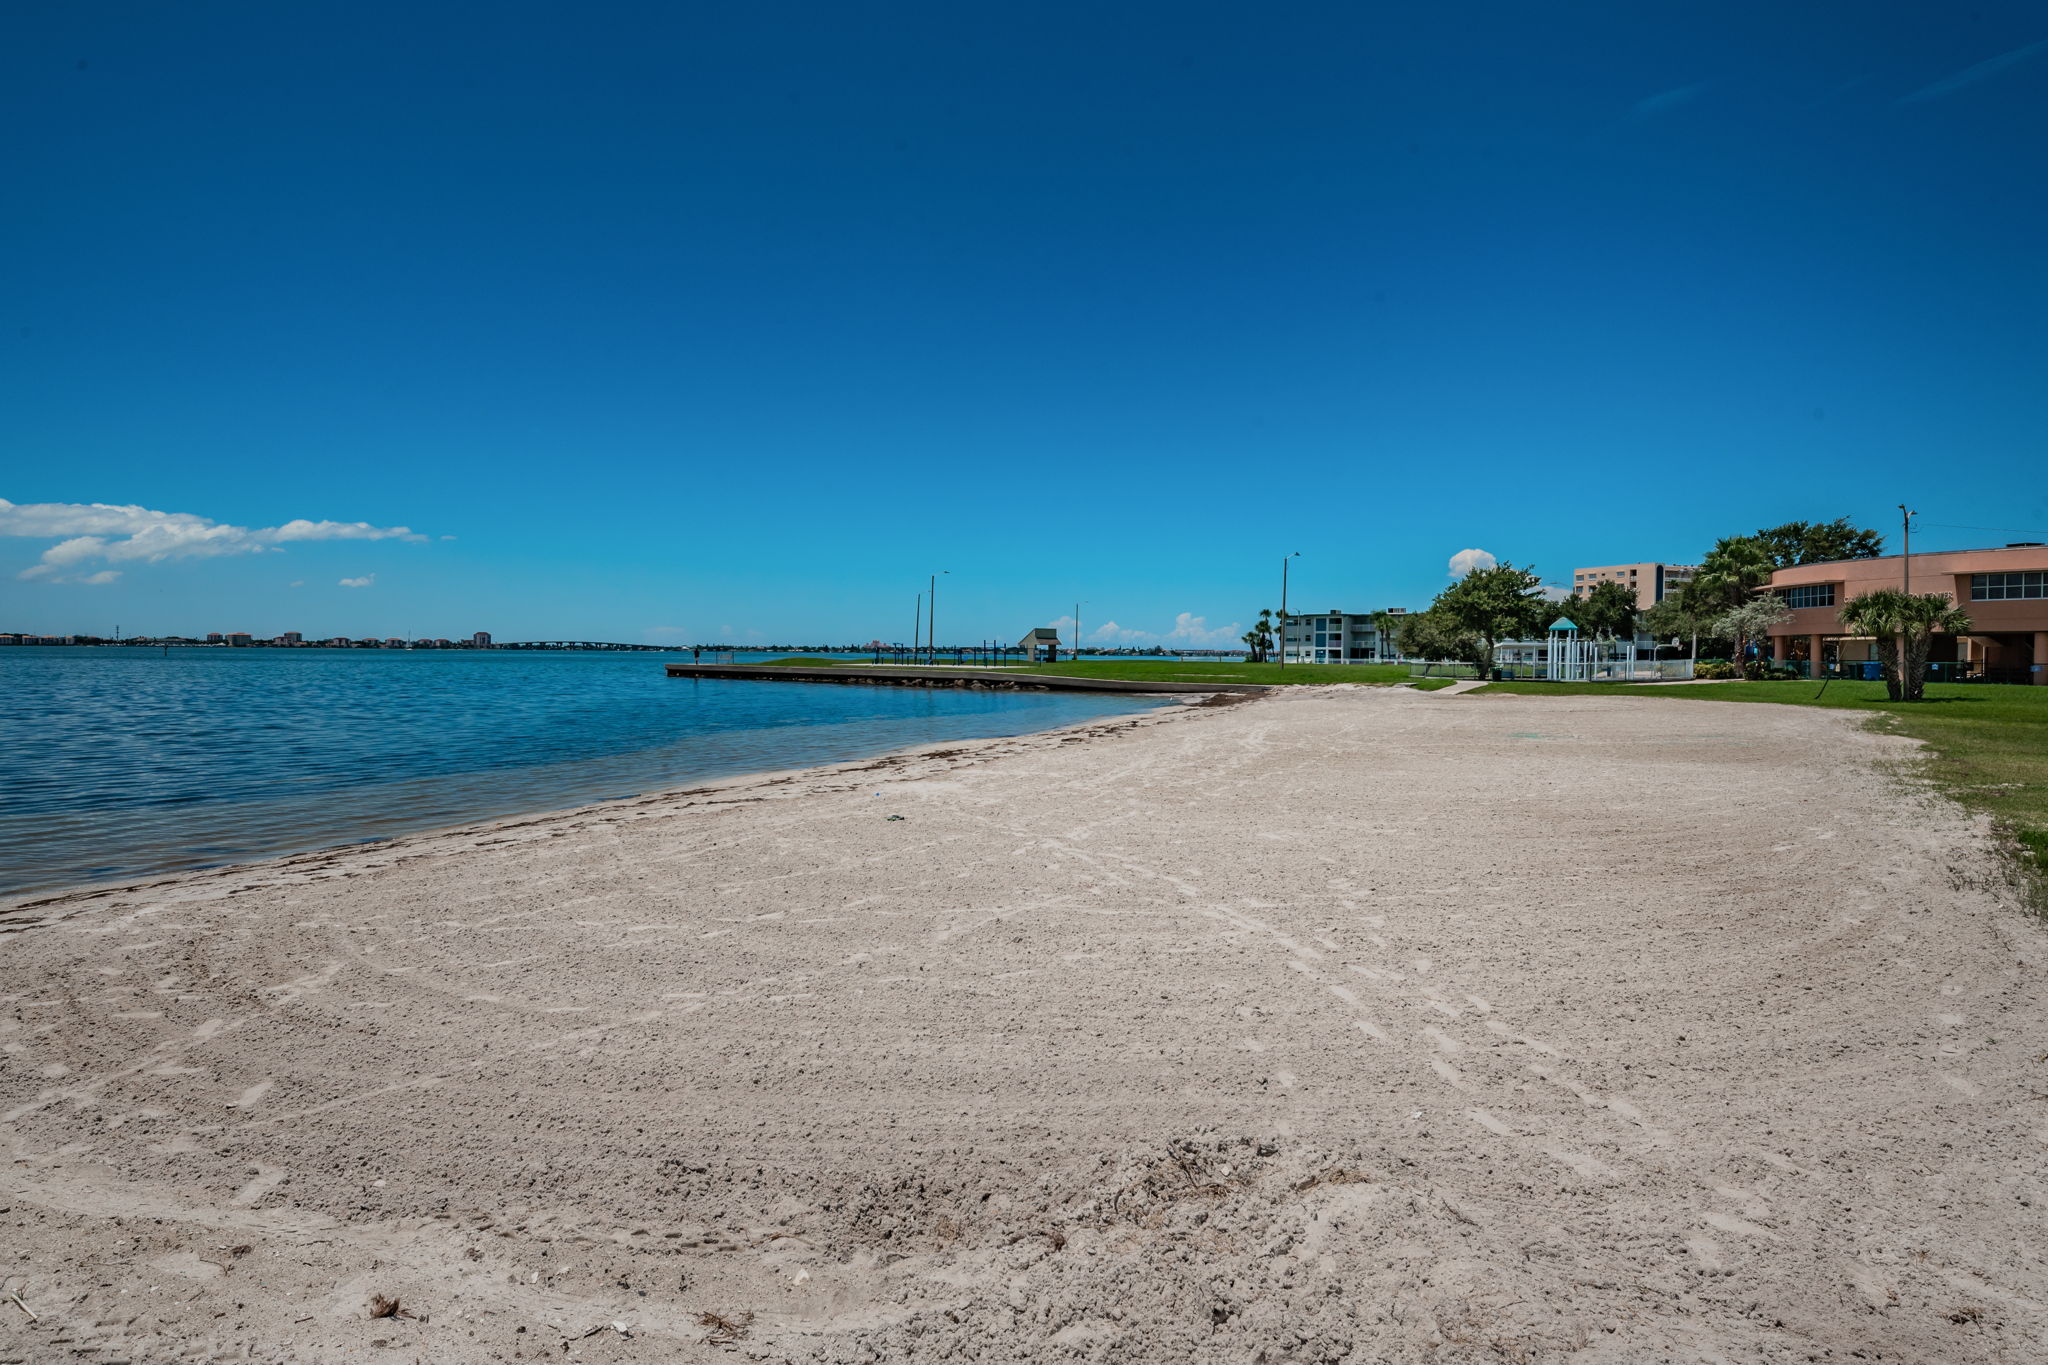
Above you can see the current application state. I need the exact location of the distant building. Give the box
[385,637,406,649]
[279,632,303,645]
[1279,609,1408,664]
[473,631,492,647]
[1016,627,1061,662]
[206,632,223,644]
[1572,562,1695,610]
[225,632,252,647]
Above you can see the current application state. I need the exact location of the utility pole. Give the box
[1279,552,1300,669]
[1899,504,1916,594]
[929,571,947,664]
[1073,601,1081,660]
[913,593,921,662]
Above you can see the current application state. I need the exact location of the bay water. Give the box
[0,648,1162,897]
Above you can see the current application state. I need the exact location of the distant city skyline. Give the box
[6,3,2045,641]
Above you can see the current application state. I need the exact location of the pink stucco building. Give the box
[1764,544,2048,684]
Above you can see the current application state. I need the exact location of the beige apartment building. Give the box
[1765,543,2048,684]
[1572,561,1696,611]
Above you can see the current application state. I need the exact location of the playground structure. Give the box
[1493,619,1696,682]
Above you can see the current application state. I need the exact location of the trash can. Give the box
[1491,668,1506,682]
[1860,661,1881,681]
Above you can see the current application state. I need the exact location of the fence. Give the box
[1487,658,1695,683]
[1801,660,2026,685]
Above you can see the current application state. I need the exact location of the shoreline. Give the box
[4,685,2043,1361]
[0,692,1223,920]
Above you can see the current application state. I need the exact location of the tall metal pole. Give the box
[1073,602,1080,661]
[913,593,921,663]
[1279,552,1299,669]
[1899,504,1916,594]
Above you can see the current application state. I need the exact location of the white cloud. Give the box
[338,574,376,588]
[440,534,458,541]
[1539,585,1572,602]
[1448,548,1497,578]
[1074,612,1243,648]
[2,497,427,582]
[289,580,305,588]
[76,569,121,585]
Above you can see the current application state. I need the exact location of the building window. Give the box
[1971,571,2047,601]
[1783,584,1836,609]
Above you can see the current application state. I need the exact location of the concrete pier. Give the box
[663,662,1267,694]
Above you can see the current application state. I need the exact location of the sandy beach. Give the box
[3,684,2044,1363]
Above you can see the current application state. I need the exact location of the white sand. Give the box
[3,685,2044,1362]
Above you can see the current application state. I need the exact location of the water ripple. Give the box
[0,649,1160,895]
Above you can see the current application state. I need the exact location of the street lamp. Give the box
[1073,600,1086,661]
[1279,552,1300,669]
[929,570,948,664]
[1898,504,1917,594]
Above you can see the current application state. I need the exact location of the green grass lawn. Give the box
[753,657,1409,687]
[1475,679,2048,897]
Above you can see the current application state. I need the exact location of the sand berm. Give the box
[3,684,2045,1362]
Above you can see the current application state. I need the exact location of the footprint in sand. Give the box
[229,1080,274,1109]
[1468,1109,1513,1136]
[1686,1236,1726,1270]
[1429,1059,1471,1092]
[231,1163,287,1208]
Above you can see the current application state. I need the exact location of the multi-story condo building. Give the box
[1279,609,1408,664]
[473,631,492,647]
[1572,562,1695,610]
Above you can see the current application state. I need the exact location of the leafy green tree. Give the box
[1837,590,1972,702]
[1395,609,1480,672]
[1553,580,1639,639]
[1643,595,1727,657]
[1430,562,1548,677]
[1755,517,1884,569]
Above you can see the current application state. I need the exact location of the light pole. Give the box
[929,570,947,664]
[1279,552,1300,669]
[1073,600,1085,661]
[913,593,921,663]
[1899,504,1917,594]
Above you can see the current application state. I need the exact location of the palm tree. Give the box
[1837,590,1973,701]
[1241,608,1278,663]
[1368,609,1401,661]
[1683,536,1776,616]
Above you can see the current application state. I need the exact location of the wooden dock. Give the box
[663,662,1267,694]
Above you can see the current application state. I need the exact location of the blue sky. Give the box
[5,2,2045,645]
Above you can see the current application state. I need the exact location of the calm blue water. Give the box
[0,648,1162,897]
